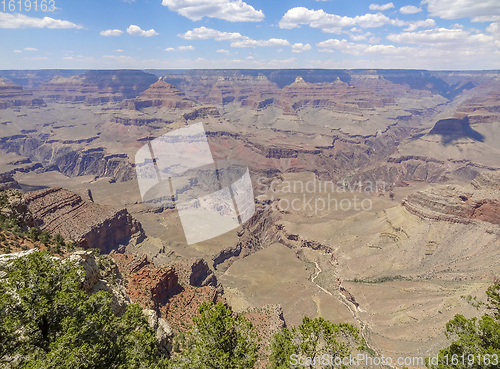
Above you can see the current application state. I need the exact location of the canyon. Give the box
[0,68,499,364]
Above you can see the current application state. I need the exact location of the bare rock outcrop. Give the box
[34,70,158,104]
[128,80,196,110]
[0,78,45,109]
[143,309,174,355]
[402,179,500,225]
[24,188,144,253]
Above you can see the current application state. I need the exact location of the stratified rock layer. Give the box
[128,80,196,110]
[24,188,144,252]
[0,79,45,109]
[34,70,158,103]
[402,172,500,225]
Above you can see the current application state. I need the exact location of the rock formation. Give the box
[0,78,45,109]
[127,80,196,110]
[402,173,500,225]
[24,188,144,253]
[34,70,158,103]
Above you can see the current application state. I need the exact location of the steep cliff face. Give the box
[0,135,135,182]
[0,173,20,190]
[128,80,196,110]
[163,74,280,105]
[24,188,144,253]
[34,70,158,103]
[0,79,45,109]
[112,253,222,332]
[402,173,500,225]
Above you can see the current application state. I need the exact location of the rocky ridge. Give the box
[24,188,144,253]
[127,80,196,110]
[402,172,500,225]
[0,78,45,109]
[34,70,158,104]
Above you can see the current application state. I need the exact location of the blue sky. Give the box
[0,0,499,70]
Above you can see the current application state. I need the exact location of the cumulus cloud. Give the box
[161,0,264,22]
[0,13,83,29]
[230,38,290,48]
[23,47,38,51]
[100,29,123,36]
[14,50,22,53]
[178,45,195,51]
[423,0,500,20]
[291,43,312,53]
[369,3,394,11]
[403,19,435,31]
[279,7,434,33]
[126,25,158,37]
[387,27,499,50]
[472,15,500,22]
[178,26,290,49]
[399,5,422,14]
[217,49,230,53]
[165,48,176,51]
[178,26,244,41]
[316,39,403,55]
[279,8,387,33]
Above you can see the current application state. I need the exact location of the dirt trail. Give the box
[311,260,391,369]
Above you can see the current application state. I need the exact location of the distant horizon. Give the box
[1,68,500,72]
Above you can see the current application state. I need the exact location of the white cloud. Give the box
[165,47,176,51]
[403,19,435,31]
[399,5,422,14]
[14,50,22,53]
[23,47,38,51]
[280,8,378,33]
[161,0,265,22]
[423,0,500,20]
[279,7,434,33]
[178,45,195,51]
[387,27,495,46]
[126,25,158,37]
[100,29,123,36]
[369,2,394,11]
[246,56,254,59]
[486,22,500,35]
[472,15,500,22]
[113,49,124,53]
[386,27,500,58]
[230,38,290,48]
[103,55,136,62]
[217,49,230,53]
[0,13,83,29]
[179,26,289,49]
[178,26,245,41]
[291,43,312,53]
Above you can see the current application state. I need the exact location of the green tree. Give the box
[427,283,500,369]
[0,250,168,368]
[27,227,40,242]
[174,301,259,369]
[268,327,297,369]
[38,231,51,246]
[268,317,361,369]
